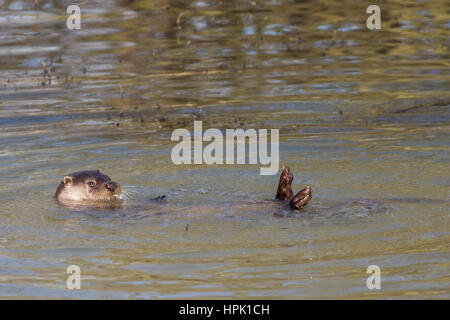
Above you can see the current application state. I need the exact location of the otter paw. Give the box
[290,186,312,211]
[276,165,294,201]
[152,195,167,203]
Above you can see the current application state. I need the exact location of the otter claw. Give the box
[276,165,294,200]
[290,186,312,211]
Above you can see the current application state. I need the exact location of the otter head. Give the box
[55,170,122,204]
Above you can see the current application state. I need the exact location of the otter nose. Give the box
[105,182,116,192]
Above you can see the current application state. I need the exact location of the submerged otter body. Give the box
[55,170,122,204]
[55,167,312,211]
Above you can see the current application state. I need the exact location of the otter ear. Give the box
[63,176,73,186]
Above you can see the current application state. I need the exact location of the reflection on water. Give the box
[0,0,449,299]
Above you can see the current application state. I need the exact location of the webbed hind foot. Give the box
[290,186,312,211]
[276,165,293,200]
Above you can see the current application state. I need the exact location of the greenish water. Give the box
[0,0,449,299]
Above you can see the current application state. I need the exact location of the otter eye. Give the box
[87,181,95,187]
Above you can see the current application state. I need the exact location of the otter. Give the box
[55,168,442,214]
[55,170,122,203]
[55,166,312,211]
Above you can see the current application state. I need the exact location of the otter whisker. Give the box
[120,194,132,200]
[121,185,139,190]
[121,188,138,195]
[120,186,139,200]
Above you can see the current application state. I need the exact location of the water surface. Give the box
[0,0,449,299]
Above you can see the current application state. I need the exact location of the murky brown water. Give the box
[0,0,449,299]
